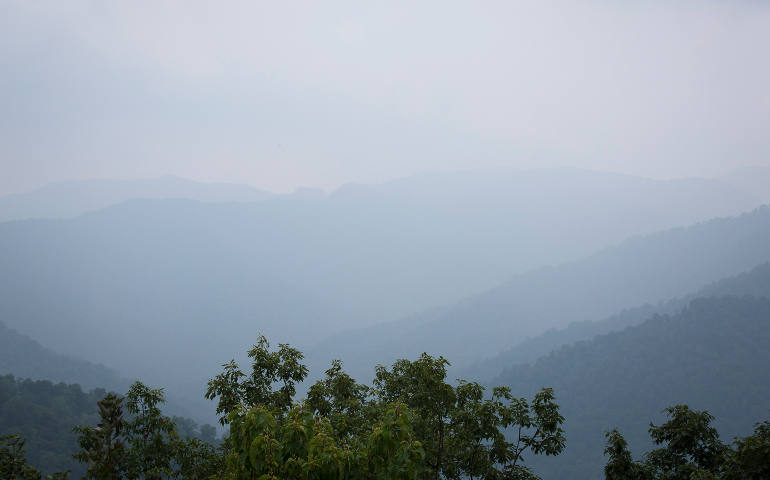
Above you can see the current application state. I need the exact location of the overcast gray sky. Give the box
[1,0,769,195]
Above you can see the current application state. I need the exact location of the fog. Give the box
[2,3,770,478]
[2,0,769,195]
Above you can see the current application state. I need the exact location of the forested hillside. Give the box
[0,375,104,476]
[308,206,770,381]
[460,261,770,381]
[492,296,770,479]
[0,321,127,392]
[0,375,217,477]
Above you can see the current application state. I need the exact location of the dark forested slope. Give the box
[0,321,127,393]
[493,296,770,479]
[0,375,104,476]
[0,375,217,477]
[460,261,770,381]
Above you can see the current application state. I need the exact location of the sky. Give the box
[1,0,769,195]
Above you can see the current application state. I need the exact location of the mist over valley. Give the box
[2,2,770,478]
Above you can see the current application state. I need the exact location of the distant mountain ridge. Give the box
[307,205,770,382]
[0,175,273,222]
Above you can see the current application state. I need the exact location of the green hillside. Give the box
[0,375,104,476]
[0,375,217,477]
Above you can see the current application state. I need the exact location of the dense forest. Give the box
[0,375,103,476]
[0,375,215,478]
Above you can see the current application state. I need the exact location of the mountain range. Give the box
[0,175,273,222]
[0,167,768,422]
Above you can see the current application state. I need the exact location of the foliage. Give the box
[373,353,456,478]
[0,374,217,478]
[5,336,563,478]
[72,393,126,479]
[603,429,651,480]
[0,375,105,476]
[306,359,374,443]
[603,405,770,480]
[224,402,424,479]
[722,420,770,480]
[205,334,309,425]
[173,437,223,480]
[206,338,565,480]
[122,382,180,479]
[1,434,69,480]
[447,383,564,480]
[644,406,727,479]
[371,354,565,480]
[73,381,222,479]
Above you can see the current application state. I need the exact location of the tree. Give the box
[122,382,179,480]
[73,382,221,479]
[603,429,651,480]
[448,383,566,480]
[448,381,503,479]
[75,337,571,478]
[1,434,69,480]
[205,341,565,479]
[722,420,770,480]
[205,334,309,425]
[603,405,770,480]
[373,354,565,480]
[72,393,126,480]
[644,405,727,479]
[305,359,374,444]
[374,353,456,479]
[224,401,425,480]
[172,437,223,480]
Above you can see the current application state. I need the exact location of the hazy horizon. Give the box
[2,0,770,195]
[3,163,770,200]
